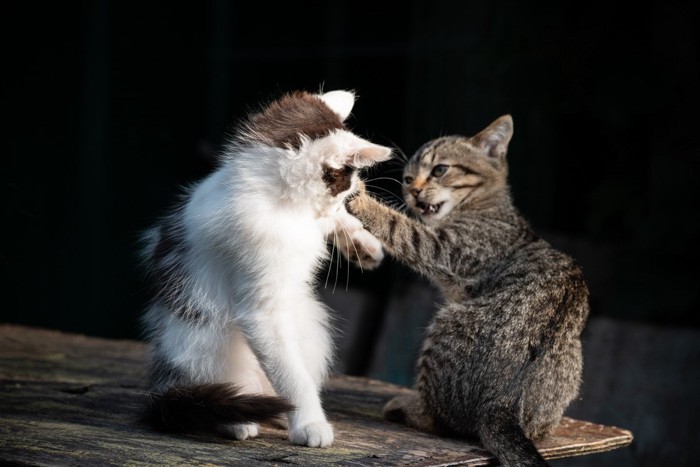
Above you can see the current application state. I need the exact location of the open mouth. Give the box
[416,201,443,216]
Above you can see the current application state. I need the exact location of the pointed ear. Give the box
[353,142,393,168]
[318,90,355,121]
[473,115,513,160]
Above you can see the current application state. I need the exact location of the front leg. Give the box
[331,206,384,270]
[238,300,334,447]
[346,188,452,279]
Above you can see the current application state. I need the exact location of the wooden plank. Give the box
[0,325,632,466]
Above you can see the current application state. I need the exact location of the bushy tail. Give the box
[477,407,549,467]
[144,383,294,433]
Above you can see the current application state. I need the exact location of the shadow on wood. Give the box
[0,325,632,466]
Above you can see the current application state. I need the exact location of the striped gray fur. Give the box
[347,115,589,467]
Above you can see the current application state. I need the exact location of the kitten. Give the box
[140,89,391,447]
[346,115,589,466]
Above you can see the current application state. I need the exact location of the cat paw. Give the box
[383,396,408,423]
[344,182,367,215]
[289,420,334,447]
[353,179,367,195]
[345,196,359,216]
[382,393,435,432]
[347,229,384,270]
[219,422,259,440]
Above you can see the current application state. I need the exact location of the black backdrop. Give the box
[4,1,699,339]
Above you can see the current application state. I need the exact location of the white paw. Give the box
[347,229,384,270]
[219,422,259,440]
[289,420,334,447]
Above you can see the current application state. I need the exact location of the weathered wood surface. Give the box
[0,325,632,466]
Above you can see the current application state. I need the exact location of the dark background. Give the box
[3,1,699,465]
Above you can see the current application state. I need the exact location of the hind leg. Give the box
[219,423,259,440]
[219,325,282,440]
[146,305,272,440]
[521,342,583,439]
[144,303,232,392]
[383,391,436,433]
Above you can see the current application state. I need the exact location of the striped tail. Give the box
[477,407,549,467]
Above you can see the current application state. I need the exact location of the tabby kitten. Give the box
[141,89,391,447]
[347,115,589,466]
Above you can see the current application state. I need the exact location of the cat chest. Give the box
[253,216,326,267]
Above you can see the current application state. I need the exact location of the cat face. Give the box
[403,115,513,225]
[237,90,392,215]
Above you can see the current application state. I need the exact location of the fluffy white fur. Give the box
[143,90,391,447]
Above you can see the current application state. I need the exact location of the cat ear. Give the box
[353,142,393,168]
[473,115,513,160]
[318,90,355,121]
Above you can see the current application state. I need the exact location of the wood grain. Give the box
[0,325,632,466]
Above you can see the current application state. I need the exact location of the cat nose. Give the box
[409,186,422,198]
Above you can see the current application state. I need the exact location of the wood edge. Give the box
[541,431,634,460]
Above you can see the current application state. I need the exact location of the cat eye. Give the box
[403,176,414,185]
[431,164,449,177]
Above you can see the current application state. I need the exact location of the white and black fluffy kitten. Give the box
[140,90,391,447]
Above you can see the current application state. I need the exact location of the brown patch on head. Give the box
[322,164,354,197]
[242,91,346,150]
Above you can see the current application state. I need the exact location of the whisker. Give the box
[382,167,407,175]
[381,158,408,168]
[324,219,335,289]
[365,183,406,206]
[394,147,410,163]
[338,221,364,274]
[386,199,402,210]
[376,193,398,207]
[365,176,404,189]
[381,138,409,164]
[336,221,356,292]
[333,228,341,294]
[345,243,351,292]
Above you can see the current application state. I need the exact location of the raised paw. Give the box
[219,422,259,440]
[289,420,334,448]
[344,180,368,215]
[339,228,384,270]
